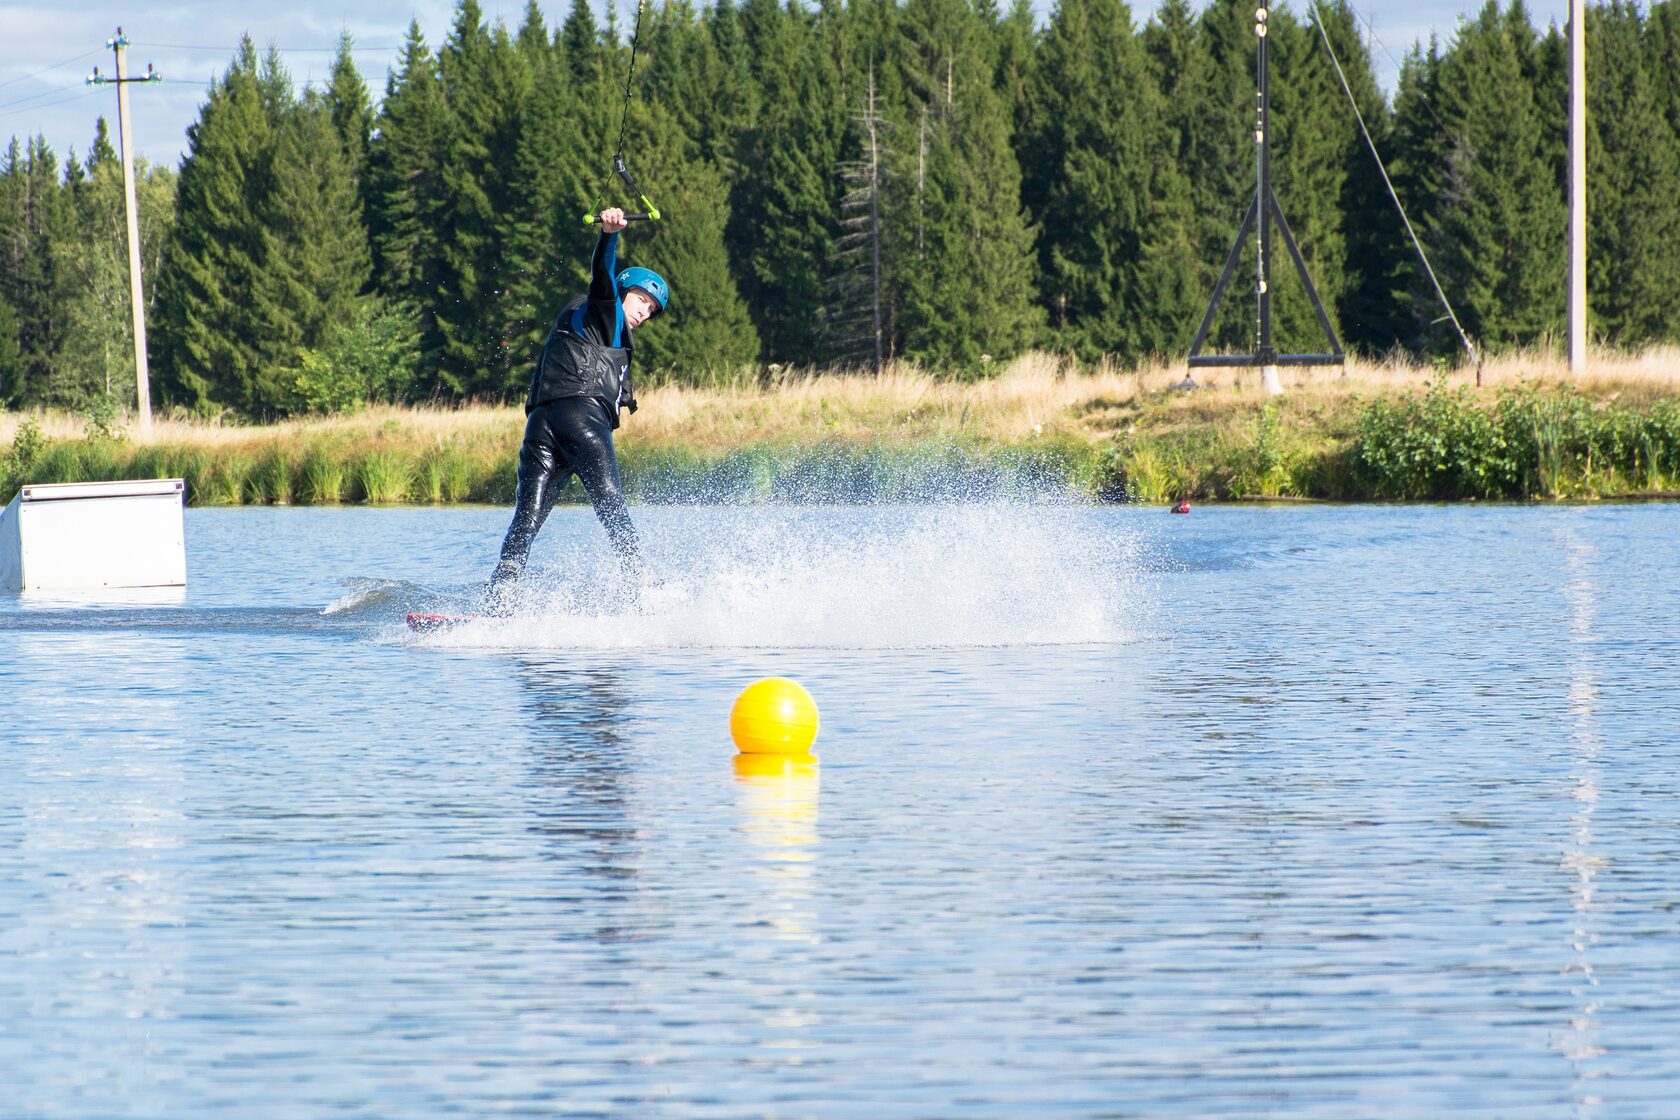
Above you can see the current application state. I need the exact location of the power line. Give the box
[0,47,102,92]
[0,82,92,115]
[0,89,93,124]
[131,41,402,53]
[1340,0,1466,146]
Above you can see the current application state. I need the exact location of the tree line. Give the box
[3,0,1679,418]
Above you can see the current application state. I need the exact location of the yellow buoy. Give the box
[730,677,819,756]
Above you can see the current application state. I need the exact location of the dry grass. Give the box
[0,402,517,449]
[4,344,1677,452]
[634,344,1680,449]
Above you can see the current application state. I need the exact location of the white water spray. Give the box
[416,502,1154,650]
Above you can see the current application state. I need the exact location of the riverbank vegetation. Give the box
[6,349,1678,505]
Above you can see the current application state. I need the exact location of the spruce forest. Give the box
[3,0,1680,420]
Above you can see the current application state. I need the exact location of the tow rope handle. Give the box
[582,156,662,226]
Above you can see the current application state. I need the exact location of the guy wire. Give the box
[1309,0,1481,376]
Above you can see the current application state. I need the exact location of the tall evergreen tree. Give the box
[432,1,537,397]
[54,151,175,409]
[0,288,19,405]
[246,93,373,413]
[1586,0,1680,344]
[366,21,450,389]
[1283,0,1404,352]
[621,107,760,378]
[1026,0,1184,361]
[1176,0,1272,351]
[327,32,375,183]
[152,38,276,410]
[1143,0,1225,353]
[732,0,847,364]
[1652,0,1680,136]
[0,136,76,405]
[827,58,893,369]
[891,0,1039,368]
[1389,37,1455,349]
[1428,0,1566,349]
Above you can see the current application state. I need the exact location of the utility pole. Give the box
[86,29,161,435]
[1568,0,1587,374]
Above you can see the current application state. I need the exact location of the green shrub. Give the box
[2,417,47,498]
[291,300,424,414]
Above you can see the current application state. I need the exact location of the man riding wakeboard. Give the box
[488,207,668,603]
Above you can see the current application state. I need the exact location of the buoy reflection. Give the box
[732,752,823,1061]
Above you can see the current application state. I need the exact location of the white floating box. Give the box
[0,478,187,592]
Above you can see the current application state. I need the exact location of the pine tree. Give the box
[1270,0,1385,356]
[515,0,552,67]
[87,117,118,173]
[365,21,450,389]
[57,155,143,407]
[1429,0,1566,349]
[327,32,374,183]
[1026,0,1183,361]
[0,288,19,406]
[1388,38,1453,350]
[1142,0,1222,349]
[498,0,603,398]
[432,1,537,397]
[1586,0,1680,344]
[246,93,373,413]
[1172,0,1269,352]
[623,109,759,380]
[1312,3,1411,355]
[152,38,276,410]
[731,0,846,364]
[890,0,1040,369]
[704,0,760,179]
[1652,0,1680,136]
[52,148,176,410]
[992,0,1037,149]
[827,58,892,369]
[0,136,76,406]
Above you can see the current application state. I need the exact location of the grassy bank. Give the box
[5,348,1680,505]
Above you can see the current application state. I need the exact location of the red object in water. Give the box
[1171,500,1192,514]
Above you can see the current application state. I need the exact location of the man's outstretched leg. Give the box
[562,401,647,586]
[491,418,565,604]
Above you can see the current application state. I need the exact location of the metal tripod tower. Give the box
[1187,1,1343,391]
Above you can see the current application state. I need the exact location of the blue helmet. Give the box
[616,266,670,315]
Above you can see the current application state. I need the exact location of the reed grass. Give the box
[354,449,414,504]
[4,346,1678,505]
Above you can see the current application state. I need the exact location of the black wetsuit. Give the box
[492,232,643,589]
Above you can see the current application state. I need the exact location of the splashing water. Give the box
[411,502,1156,650]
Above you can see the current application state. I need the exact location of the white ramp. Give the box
[0,478,187,592]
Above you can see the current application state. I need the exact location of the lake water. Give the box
[3,500,1678,1117]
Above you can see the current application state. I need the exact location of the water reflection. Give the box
[513,657,641,941]
[11,631,188,1033]
[1556,523,1606,1101]
[732,754,823,1063]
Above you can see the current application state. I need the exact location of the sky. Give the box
[0,0,1573,172]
